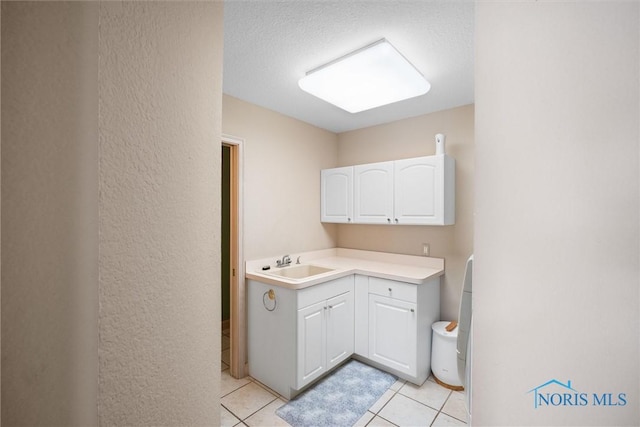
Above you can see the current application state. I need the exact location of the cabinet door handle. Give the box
[387,218,391,223]
[388,288,392,292]
[328,305,333,309]
[394,218,399,223]
[410,308,415,313]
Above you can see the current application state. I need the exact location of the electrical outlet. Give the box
[422,243,430,256]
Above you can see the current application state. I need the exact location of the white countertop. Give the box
[245,248,444,290]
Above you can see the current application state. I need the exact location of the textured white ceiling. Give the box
[223,1,474,133]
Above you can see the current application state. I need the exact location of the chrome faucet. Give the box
[276,254,292,268]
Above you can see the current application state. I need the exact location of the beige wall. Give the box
[475,2,638,425]
[222,99,473,320]
[222,95,339,260]
[337,105,474,320]
[98,2,222,425]
[2,3,99,425]
[2,1,223,425]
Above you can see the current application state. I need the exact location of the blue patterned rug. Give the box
[276,359,396,427]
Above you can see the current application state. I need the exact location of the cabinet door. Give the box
[394,156,441,225]
[297,300,326,388]
[321,166,353,223]
[354,162,394,224]
[368,294,417,376]
[325,292,354,370]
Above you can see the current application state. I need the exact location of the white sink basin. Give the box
[263,264,334,280]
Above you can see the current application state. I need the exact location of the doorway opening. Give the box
[221,135,246,379]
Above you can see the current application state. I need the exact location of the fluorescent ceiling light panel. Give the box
[298,39,430,113]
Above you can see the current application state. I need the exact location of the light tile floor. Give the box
[221,327,467,427]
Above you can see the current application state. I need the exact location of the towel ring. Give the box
[263,289,277,312]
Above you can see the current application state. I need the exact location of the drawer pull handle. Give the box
[328,305,333,309]
[410,308,415,313]
[388,288,392,292]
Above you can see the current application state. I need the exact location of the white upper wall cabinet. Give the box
[320,166,353,223]
[354,161,394,224]
[321,155,455,226]
[394,156,455,225]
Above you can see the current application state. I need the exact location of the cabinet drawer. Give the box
[298,275,354,309]
[368,277,417,303]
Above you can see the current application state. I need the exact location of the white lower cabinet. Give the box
[368,294,417,376]
[355,275,440,385]
[247,275,354,399]
[326,292,355,368]
[297,300,326,387]
[248,272,439,398]
[296,290,354,389]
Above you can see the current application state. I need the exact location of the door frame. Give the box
[222,134,246,378]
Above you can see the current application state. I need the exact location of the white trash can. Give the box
[431,321,463,390]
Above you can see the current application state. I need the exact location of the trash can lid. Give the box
[432,320,458,337]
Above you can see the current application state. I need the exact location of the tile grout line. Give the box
[372,380,467,427]
[440,389,468,423]
[220,379,253,399]
[221,342,465,427]
[429,389,468,426]
[220,381,279,426]
[428,390,451,427]
[220,403,241,426]
[249,376,289,402]
[221,373,283,426]
[395,386,451,413]
[364,381,401,426]
[239,395,279,426]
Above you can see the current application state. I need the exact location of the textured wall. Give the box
[337,105,474,321]
[1,1,223,425]
[1,3,99,425]
[222,95,339,260]
[98,2,222,425]
[475,2,638,425]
